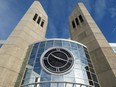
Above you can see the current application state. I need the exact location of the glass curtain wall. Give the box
[21,39,100,87]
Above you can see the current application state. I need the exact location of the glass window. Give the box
[89,80,94,85]
[36,53,42,58]
[92,74,98,82]
[46,40,53,49]
[81,58,88,65]
[41,70,51,78]
[94,82,100,87]
[70,42,78,50]
[64,77,75,83]
[41,20,45,27]
[34,62,41,68]
[51,75,63,81]
[37,16,41,24]
[30,54,36,59]
[79,15,84,22]
[62,41,70,49]
[39,41,45,47]
[87,58,92,63]
[85,53,90,59]
[75,18,79,25]
[21,68,28,85]
[75,63,82,69]
[34,43,39,48]
[86,71,92,80]
[38,47,44,54]
[34,68,41,74]
[33,13,38,21]
[75,78,85,84]
[31,47,38,54]
[88,63,93,68]
[85,66,89,71]
[90,68,95,73]
[74,69,83,78]
[28,58,35,66]
[54,40,62,47]
[72,20,76,28]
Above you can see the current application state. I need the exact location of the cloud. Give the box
[112,26,116,33]
[94,0,107,21]
[0,1,13,40]
[109,6,116,18]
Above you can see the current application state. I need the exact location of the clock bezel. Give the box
[40,47,75,75]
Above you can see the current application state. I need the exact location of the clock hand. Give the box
[51,54,70,62]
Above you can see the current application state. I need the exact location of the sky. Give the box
[0,0,116,43]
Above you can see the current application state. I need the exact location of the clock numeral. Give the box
[56,68,60,72]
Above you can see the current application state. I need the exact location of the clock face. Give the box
[40,47,74,74]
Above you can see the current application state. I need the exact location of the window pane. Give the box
[72,20,76,28]
[75,18,79,25]
[79,15,84,22]
[41,20,45,27]
[33,13,38,21]
[37,16,41,24]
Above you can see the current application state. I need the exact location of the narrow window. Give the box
[87,71,92,80]
[21,68,28,85]
[41,20,45,27]
[37,16,41,24]
[79,15,84,22]
[34,77,38,87]
[75,18,79,25]
[33,13,38,21]
[72,20,76,28]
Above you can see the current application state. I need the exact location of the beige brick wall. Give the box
[0,1,48,87]
[69,2,116,87]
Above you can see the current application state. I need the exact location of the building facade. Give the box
[0,1,48,87]
[21,39,100,87]
[69,2,116,87]
[0,0,115,87]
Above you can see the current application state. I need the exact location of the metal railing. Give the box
[21,81,94,87]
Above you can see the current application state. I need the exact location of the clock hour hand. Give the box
[51,53,70,62]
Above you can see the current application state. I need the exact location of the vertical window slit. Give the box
[79,15,84,22]
[33,13,38,21]
[75,18,79,25]
[41,20,45,27]
[72,20,76,28]
[37,16,41,24]
[34,77,39,87]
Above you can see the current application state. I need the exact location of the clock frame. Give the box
[40,47,74,75]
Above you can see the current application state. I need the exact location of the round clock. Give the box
[40,47,74,75]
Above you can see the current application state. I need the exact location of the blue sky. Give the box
[0,0,116,42]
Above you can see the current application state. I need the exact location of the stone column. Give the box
[69,2,116,87]
[0,1,48,87]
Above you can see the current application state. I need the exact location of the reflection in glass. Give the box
[22,39,100,87]
[62,41,70,49]
[54,40,62,47]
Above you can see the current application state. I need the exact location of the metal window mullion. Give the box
[44,41,47,51]
[20,44,34,87]
[33,43,40,67]
[65,82,67,87]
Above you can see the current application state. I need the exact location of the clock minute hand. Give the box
[51,54,68,62]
